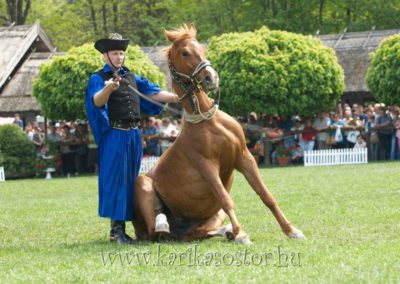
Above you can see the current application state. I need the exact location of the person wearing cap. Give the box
[85,33,178,244]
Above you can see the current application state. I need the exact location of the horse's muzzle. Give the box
[202,66,219,92]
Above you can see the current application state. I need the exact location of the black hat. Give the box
[94,33,129,53]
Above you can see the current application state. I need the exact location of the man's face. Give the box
[104,50,125,69]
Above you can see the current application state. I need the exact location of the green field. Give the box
[0,163,399,283]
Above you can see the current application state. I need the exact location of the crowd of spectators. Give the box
[241,103,400,166]
[10,102,400,175]
[21,120,96,177]
[16,116,180,177]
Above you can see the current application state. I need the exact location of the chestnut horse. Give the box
[133,25,305,244]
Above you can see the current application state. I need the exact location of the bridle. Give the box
[168,59,220,114]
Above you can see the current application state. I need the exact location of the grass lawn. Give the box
[0,162,399,283]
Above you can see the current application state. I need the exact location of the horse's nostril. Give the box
[204,75,212,84]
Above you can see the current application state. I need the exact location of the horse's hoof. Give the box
[289,228,306,240]
[208,223,233,237]
[234,233,252,245]
[155,213,170,233]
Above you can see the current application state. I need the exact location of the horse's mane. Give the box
[164,24,197,56]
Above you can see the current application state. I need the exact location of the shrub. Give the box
[207,27,345,116]
[366,34,400,105]
[0,125,36,178]
[33,43,166,121]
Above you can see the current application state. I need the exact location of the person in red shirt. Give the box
[301,118,317,152]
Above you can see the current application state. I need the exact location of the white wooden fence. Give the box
[0,166,5,182]
[139,156,160,173]
[304,148,368,167]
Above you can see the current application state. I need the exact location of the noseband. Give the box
[169,59,220,114]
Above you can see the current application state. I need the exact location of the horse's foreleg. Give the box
[196,159,251,244]
[183,209,226,241]
[236,150,305,239]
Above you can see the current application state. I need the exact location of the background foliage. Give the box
[0,124,35,178]
[32,44,165,120]
[366,34,400,106]
[208,27,345,115]
[1,0,399,51]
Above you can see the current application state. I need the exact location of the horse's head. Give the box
[165,24,219,93]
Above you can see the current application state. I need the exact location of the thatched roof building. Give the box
[0,21,55,123]
[318,28,400,105]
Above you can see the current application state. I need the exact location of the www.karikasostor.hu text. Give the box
[101,245,301,267]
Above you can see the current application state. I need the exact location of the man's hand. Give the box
[105,78,120,91]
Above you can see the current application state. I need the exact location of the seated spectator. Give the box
[354,134,367,148]
[290,144,303,165]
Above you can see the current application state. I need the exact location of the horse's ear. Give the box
[164,29,178,43]
[188,23,197,37]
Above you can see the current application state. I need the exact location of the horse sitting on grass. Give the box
[133,24,305,244]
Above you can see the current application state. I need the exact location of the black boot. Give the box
[110,221,132,244]
[122,221,134,242]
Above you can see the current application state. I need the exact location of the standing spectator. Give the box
[159,117,177,154]
[142,117,161,157]
[301,118,316,152]
[375,106,392,160]
[60,125,77,176]
[87,125,98,174]
[13,113,23,129]
[75,123,89,174]
[243,112,263,150]
[32,126,44,153]
[47,123,61,143]
[392,108,400,160]
[331,113,345,149]
[365,110,379,161]
[278,115,294,148]
[313,112,331,150]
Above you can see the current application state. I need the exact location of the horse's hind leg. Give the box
[236,150,305,239]
[134,175,167,241]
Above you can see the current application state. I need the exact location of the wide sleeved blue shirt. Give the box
[85,64,163,143]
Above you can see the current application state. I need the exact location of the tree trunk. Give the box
[271,0,277,17]
[112,1,118,32]
[6,0,30,25]
[319,0,324,27]
[88,0,97,32]
[102,2,107,35]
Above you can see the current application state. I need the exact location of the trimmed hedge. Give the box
[367,34,400,105]
[207,26,345,116]
[0,125,35,178]
[33,44,166,121]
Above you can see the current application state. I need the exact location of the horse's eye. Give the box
[182,51,190,57]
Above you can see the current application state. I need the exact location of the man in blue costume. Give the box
[86,33,178,244]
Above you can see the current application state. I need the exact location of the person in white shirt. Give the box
[159,117,178,154]
[354,134,367,148]
[313,112,331,150]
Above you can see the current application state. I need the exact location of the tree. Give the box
[32,43,166,121]
[366,34,400,105]
[207,26,345,116]
[4,0,31,24]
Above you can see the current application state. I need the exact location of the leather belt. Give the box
[110,120,140,130]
